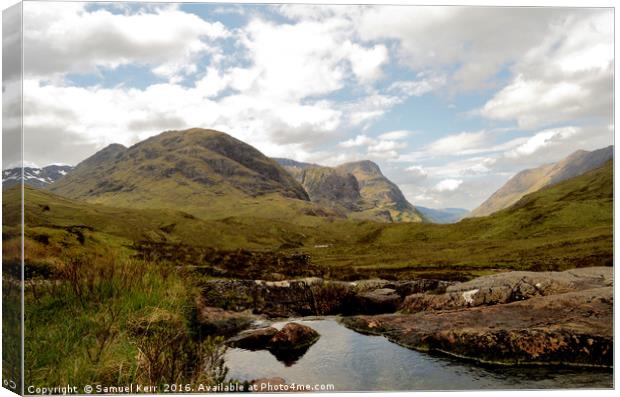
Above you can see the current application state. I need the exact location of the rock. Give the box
[344,286,613,367]
[201,277,454,317]
[267,323,321,366]
[394,279,452,296]
[353,288,402,314]
[202,278,353,317]
[268,323,320,351]
[226,326,279,350]
[402,267,612,313]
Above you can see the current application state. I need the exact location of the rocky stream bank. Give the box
[196,267,613,368]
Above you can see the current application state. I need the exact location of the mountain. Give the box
[48,128,329,221]
[272,158,318,181]
[299,166,363,212]
[2,165,73,189]
[470,159,613,240]
[416,207,469,224]
[336,160,425,222]
[275,158,426,222]
[469,146,613,217]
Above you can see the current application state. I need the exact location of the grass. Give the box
[21,248,228,388]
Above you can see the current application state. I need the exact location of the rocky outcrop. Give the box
[343,268,613,368]
[300,167,363,211]
[354,288,402,314]
[201,277,451,317]
[402,267,612,313]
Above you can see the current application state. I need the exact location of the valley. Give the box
[2,128,614,390]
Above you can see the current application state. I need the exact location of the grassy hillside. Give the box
[469,145,612,217]
[7,160,612,281]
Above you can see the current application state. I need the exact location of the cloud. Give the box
[434,179,463,192]
[23,2,229,80]
[339,134,375,148]
[338,133,408,160]
[423,130,490,156]
[404,165,428,182]
[505,127,579,158]
[345,42,389,83]
[479,11,613,128]
[379,130,414,140]
[355,7,583,91]
[388,74,446,97]
[481,73,612,129]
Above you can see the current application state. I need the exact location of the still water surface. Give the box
[225,318,613,391]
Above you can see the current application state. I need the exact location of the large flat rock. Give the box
[343,286,613,367]
[402,267,612,313]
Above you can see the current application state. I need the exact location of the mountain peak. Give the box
[49,128,314,218]
[338,160,382,176]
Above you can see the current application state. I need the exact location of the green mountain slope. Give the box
[47,128,337,222]
[469,145,613,217]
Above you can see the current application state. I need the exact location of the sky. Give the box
[5,1,614,210]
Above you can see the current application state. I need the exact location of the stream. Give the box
[225,318,612,391]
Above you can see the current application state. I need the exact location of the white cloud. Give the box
[434,179,463,192]
[340,134,375,148]
[480,11,613,129]
[405,165,428,181]
[423,131,490,156]
[356,7,580,91]
[345,42,389,83]
[388,75,446,97]
[379,130,414,140]
[338,133,408,160]
[23,2,229,80]
[505,127,579,158]
[480,73,611,128]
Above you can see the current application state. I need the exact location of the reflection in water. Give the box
[225,318,613,391]
[268,345,312,367]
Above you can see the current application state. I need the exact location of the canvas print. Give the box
[1,1,614,394]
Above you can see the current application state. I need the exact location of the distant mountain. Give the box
[469,146,613,217]
[300,166,363,212]
[272,158,318,181]
[417,207,469,224]
[336,161,425,222]
[2,165,73,189]
[276,158,426,222]
[48,128,328,221]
